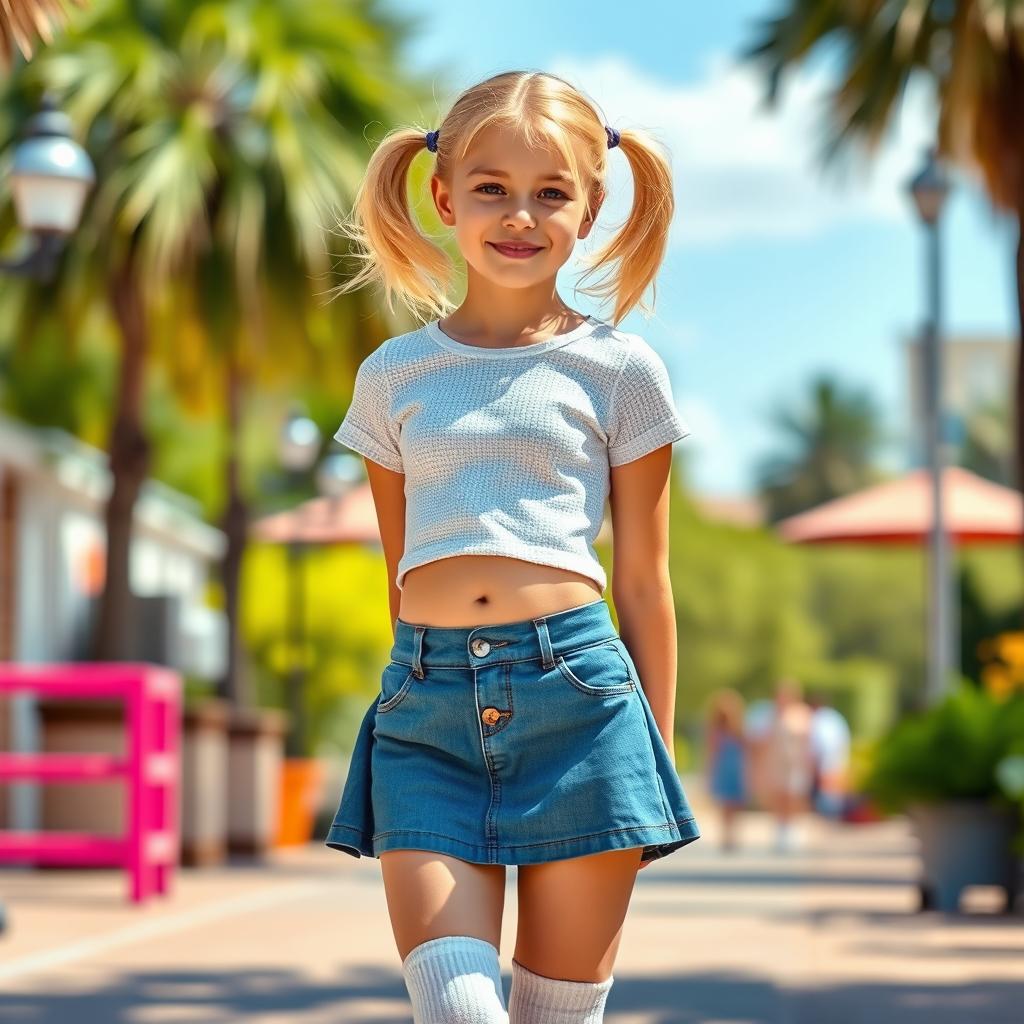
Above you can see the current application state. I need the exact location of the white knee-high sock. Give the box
[508,957,614,1024]
[401,934,509,1024]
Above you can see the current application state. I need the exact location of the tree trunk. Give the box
[217,337,252,709]
[90,251,150,662]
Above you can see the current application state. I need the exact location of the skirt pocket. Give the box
[554,640,636,697]
[377,661,416,714]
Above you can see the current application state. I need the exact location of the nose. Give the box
[503,205,536,229]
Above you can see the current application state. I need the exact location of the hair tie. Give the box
[605,125,620,150]
[425,129,440,153]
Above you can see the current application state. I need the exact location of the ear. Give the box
[430,174,456,226]
[578,189,605,240]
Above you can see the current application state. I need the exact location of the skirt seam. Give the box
[329,816,698,851]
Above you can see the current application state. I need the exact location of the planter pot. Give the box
[181,699,230,866]
[226,706,289,858]
[274,757,326,847]
[908,800,1022,914]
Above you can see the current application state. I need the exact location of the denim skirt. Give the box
[324,597,702,865]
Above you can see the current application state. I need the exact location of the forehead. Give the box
[456,123,581,179]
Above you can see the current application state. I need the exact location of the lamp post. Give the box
[0,91,93,938]
[907,145,954,706]
[0,92,94,280]
[276,408,362,759]
[278,403,321,759]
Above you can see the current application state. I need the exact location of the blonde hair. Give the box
[328,70,675,326]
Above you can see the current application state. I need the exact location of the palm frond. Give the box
[0,0,89,70]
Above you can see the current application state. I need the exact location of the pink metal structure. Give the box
[0,663,181,904]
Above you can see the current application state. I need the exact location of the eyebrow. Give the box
[466,166,575,184]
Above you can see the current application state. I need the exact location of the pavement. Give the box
[1,774,1022,1023]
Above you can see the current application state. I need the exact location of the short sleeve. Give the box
[333,347,404,473]
[606,338,691,467]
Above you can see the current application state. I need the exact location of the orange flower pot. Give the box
[274,757,326,847]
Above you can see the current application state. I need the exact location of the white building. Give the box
[903,332,1013,464]
[0,412,227,828]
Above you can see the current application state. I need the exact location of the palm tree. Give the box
[0,1,87,70]
[0,0,438,707]
[740,0,1024,569]
[755,373,888,522]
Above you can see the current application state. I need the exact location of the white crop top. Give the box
[333,314,692,592]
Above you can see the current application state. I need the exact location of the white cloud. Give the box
[555,50,942,247]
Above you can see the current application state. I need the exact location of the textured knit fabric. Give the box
[508,957,614,1023]
[402,934,509,1024]
[334,314,691,592]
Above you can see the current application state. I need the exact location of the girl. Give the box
[325,70,702,1024]
[704,688,749,852]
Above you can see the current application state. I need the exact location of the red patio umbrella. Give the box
[249,483,381,545]
[776,466,1022,545]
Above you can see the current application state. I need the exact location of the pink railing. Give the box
[0,663,181,904]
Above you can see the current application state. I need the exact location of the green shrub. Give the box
[861,680,1024,814]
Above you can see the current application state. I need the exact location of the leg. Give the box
[508,846,643,1023]
[380,850,507,959]
[381,850,509,1023]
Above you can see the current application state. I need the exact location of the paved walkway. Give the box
[1,775,1022,1022]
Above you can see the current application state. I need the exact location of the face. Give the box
[430,124,604,290]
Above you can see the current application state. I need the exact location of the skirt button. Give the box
[481,707,501,725]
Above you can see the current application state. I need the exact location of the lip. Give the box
[488,241,544,259]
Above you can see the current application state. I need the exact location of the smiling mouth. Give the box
[489,242,544,257]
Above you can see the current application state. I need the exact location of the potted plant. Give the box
[861,679,1024,914]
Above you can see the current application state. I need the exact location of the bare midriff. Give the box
[398,555,603,627]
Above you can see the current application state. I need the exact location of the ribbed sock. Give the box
[508,956,614,1023]
[401,934,509,1023]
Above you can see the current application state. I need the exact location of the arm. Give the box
[609,442,678,762]
[332,343,406,635]
[364,458,406,639]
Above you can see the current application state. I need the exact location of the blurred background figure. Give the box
[763,678,814,853]
[704,687,748,852]
[807,690,852,822]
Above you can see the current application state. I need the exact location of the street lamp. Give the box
[278,403,322,759]
[0,92,94,281]
[907,145,954,706]
[315,451,364,501]
[0,91,93,938]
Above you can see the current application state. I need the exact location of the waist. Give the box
[399,554,603,624]
[391,597,615,672]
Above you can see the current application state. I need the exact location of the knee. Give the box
[511,956,611,985]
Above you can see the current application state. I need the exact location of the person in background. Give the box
[704,688,748,851]
[807,691,852,821]
[763,678,814,853]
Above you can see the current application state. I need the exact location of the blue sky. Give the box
[389,0,1018,499]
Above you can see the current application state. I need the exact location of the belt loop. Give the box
[533,617,555,669]
[413,625,426,678]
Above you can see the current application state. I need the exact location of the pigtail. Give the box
[328,127,456,321]
[576,127,675,327]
